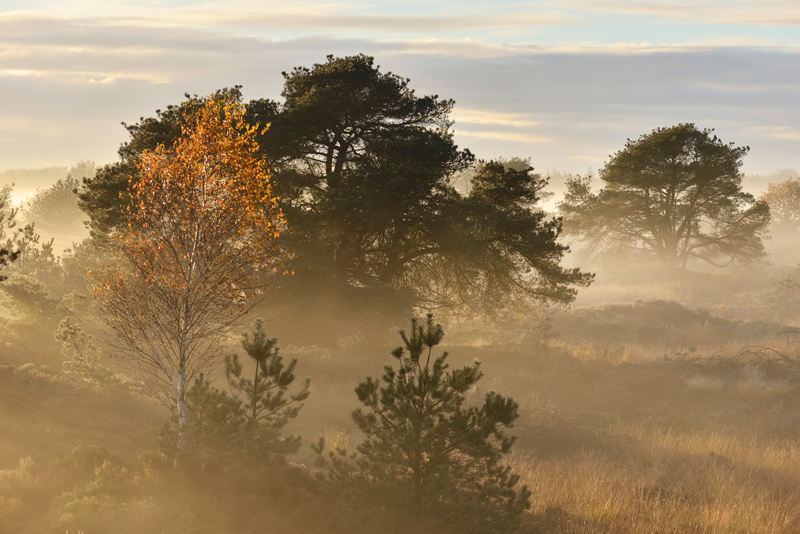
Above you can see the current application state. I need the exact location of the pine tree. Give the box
[225,319,311,456]
[159,373,247,465]
[313,314,530,534]
[160,321,310,466]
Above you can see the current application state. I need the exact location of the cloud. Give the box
[451,108,538,128]
[565,0,800,26]
[202,12,573,32]
[14,0,799,29]
[0,7,573,34]
[752,126,800,141]
[455,130,553,144]
[0,67,166,84]
[0,7,798,177]
[383,36,800,58]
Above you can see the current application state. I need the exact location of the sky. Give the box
[1,0,799,192]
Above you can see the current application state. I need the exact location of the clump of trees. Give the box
[559,124,770,269]
[3,224,60,287]
[1,160,93,290]
[313,315,530,533]
[80,55,591,322]
[22,174,88,248]
[0,177,94,310]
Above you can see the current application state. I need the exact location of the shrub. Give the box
[313,314,530,534]
[55,317,117,391]
[160,320,310,467]
[0,274,62,322]
[768,267,800,321]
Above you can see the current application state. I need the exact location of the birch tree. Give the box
[92,96,283,464]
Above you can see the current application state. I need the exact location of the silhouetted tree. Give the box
[252,55,589,312]
[761,177,800,234]
[251,55,470,288]
[79,58,590,316]
[0,183,20,281]
[313,315,530,534]
[560,124,770,268]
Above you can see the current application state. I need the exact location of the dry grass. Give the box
[3,263,800,533]
[288,323,800,534]
[512,425,800,533]
[686,374,725,393]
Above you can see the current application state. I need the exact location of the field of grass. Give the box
[2,267,800,533]
[280,291,800,533]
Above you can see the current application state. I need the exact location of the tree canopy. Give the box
[250,55,589,312]
[761,177,800,234]
[79,55,590,318]
[77,90,238,245]
[559,124,770,269]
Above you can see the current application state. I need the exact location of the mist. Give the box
[2,4,800,532]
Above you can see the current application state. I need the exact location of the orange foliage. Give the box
[92,96,284,408]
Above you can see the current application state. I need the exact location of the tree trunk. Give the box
[333,239,350,287]
[251,362,260,423]
[175,364,187,468]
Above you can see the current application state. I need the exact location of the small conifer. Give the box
[314,314,530,534]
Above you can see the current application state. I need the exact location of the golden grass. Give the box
[4,268,800,533]
[512,425,800,533]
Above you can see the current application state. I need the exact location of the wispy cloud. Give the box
[451,108,538,128]
[0,7,573,33]
[0,2,798,175]
[376,37,799,59]
[0,67,166,84]
[455,130,553,144]
[563,0,800,25]
[753,126,800,141]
